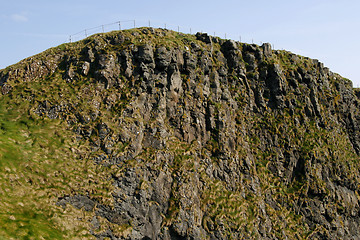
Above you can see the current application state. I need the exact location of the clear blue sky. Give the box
[2,0,360,86]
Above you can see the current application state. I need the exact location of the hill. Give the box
[1,27,360,239]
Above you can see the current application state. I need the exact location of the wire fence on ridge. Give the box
[69,20,136,42]
[68,19,275,49]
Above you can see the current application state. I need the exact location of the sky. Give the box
[1,0,360,86]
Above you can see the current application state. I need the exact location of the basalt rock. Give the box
[1,27,360,239]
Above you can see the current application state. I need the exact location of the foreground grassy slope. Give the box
[0,78,117,239]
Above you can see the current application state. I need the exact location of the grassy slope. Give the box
[0,73,117,239]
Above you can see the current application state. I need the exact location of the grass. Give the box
[0,77,117,239]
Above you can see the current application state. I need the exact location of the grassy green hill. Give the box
[1,27,360,239]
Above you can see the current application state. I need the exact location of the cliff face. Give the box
[1,27,360,239]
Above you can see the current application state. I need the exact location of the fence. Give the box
[68,19,275,49]
[69,20,135,42]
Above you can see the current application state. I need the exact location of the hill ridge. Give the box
[1,27,360,239]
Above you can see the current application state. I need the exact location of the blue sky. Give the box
[2,0,360,86]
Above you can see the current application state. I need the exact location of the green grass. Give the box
[0,81,117,239]
[0,208,65,240]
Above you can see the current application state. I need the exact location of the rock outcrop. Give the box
[1,27,360,239]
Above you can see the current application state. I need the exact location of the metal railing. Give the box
[68,19,275,49]
[69,20,136,43]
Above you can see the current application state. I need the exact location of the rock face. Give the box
[2,28,360,239]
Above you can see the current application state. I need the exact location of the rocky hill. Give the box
[1,27,360,239]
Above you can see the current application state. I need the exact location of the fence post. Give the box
[119,21,121,30]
